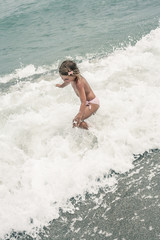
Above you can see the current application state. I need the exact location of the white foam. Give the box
[1,27,160,238]
[0,63,58,84]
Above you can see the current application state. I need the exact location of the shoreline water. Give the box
[3,149,160,240]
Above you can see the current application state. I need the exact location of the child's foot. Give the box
[79,121,89,130]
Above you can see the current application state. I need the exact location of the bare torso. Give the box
[71,75,95,101]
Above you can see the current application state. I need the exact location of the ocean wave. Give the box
[0,27,160,238]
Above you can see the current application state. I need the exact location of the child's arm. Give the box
[56,82,69,88]
[73,81,86,127]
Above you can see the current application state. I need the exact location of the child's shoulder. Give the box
[79,75,87,84]
[76,76,85,88]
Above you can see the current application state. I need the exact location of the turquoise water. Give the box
[0,0,160,239]
[0,0,160,75]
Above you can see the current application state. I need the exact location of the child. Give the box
[56,60,100,129]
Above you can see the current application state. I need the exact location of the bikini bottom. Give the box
[86,96,100,110]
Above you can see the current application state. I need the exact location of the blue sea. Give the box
[0,0,160,239]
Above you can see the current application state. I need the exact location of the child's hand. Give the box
[55,84,61,88]
[73,114,82,127]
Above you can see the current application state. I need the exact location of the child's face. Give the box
[61,75,75,83]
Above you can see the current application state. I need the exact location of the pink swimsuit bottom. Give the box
[86,96,100,109]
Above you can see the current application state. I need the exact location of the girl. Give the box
[56,60,100,129]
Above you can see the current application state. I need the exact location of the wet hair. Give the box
[59,60,80,76]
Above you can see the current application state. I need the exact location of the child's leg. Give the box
[79,121,89,130]
[79,104,99,129]
[82,103,99,120]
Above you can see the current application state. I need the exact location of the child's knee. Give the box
[79,121,89,130]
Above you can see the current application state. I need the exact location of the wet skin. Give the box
[56,75,99,129]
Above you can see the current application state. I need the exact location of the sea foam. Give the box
[0,27,160,238]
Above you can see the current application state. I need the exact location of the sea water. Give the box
[0,0,160,239]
